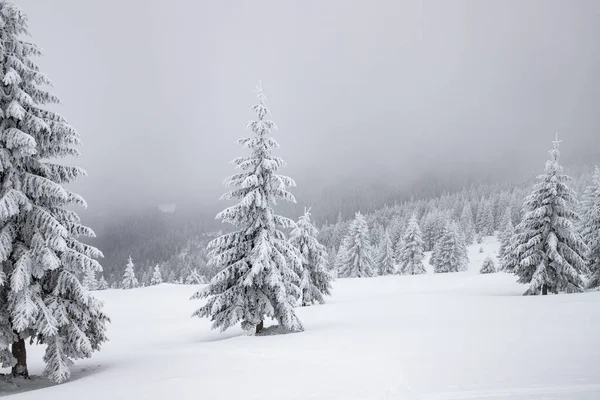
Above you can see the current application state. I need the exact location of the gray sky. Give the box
[17,0,600,215]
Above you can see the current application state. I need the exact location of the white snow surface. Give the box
[2,236,600,399]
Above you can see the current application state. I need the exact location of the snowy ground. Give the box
[2,236,600,399]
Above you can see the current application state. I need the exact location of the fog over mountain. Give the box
[18,0,600,223]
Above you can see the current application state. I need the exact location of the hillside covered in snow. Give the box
[2,237,599,400]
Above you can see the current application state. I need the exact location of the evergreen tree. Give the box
[509,138,587,295]
[167,270,176,283]
[185,268,206,284]
[476,231,483,244]
[339,212,374,278]
[331,212,345,250]
[191,84,303,334]
[479,200,495,236]
[433,222,469,273]
[581,166,600,289]
[397,216,426,275]
[97,276,109,291]
[480,256,496,274]
[122,256,138,289]
[332,244,346,278]
[289,209,333,305]
[82,267,97,291]
[150,265,162,285]
[497,207,514,263]
[0,3,107,383]
[376,230,396,275]
[459,202,475,245]
[429,240,441,267]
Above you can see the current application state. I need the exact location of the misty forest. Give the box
[1,1,600,399]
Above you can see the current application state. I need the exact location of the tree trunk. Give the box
[542,283,548,296]
[11,338,29,379]
[255,320,264,335]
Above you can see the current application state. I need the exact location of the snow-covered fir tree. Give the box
[191,84,303,334]
[581,166,600,289]
[185,268,207,284]
[459,202,475,245]
[289,208,333,305]
[167,270,176,284]
[82,267,97,291]
[497,207,514,265]
[376,229,396,275]
[480,256,496,274]
[97,276,109,291]
[508,138,588,295]
[422,211,447,251]
[332,245,347,278]
[338,212,374,278]
[122,256,139,289]
[150,265,162,285]
[0,3,108,383]
[397,215,426,275]
[433,222,469,273]
[477,200,494,236]
[429,236,444,267]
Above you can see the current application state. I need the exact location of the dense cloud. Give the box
[19,0,600,219]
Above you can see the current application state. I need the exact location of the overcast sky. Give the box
[17,0,600,215]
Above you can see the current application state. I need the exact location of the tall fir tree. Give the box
[376,229,396,275]
[289,208,333,306]
[150,265,162,285]
[191,84,303,334]
[497,207,514,264]
[82,267,97,291]
[332,244,346,278]
[338,212,374,278]
[581,166,600,289]
[397,216,426,275]
[0,3,108,383]
[122,256,138,289]
[479,200,495,236]
[433,222,469,273]
[509,138,588,295]
[97,276,109,291]
[459,202,475,245]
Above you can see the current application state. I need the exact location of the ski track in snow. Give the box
[1,236,599,399]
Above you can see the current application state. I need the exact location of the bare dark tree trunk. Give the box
[11,338,29,379]
[542,284,548,296]
[255,320,264,335]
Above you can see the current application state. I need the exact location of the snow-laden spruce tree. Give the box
[332,244,346,278]
[289,208,333,306]
[480,256,496,274]
[376,229,396,275]
[510,138,588,295]
[122,256,138,289]
[459,202,475,245]
[150,265,162,285]
[477,200,494,236]
[0,3,108,383]
[186,268,208,284]
[497,207,514,264]
[97,276,109,291]
[82,267,97,291]
[397,216,426,275]
[191,84,303,334]
[433,222,469,273]
[580,166,600,289]
[338,212,374,278]
[429,240,441,267]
